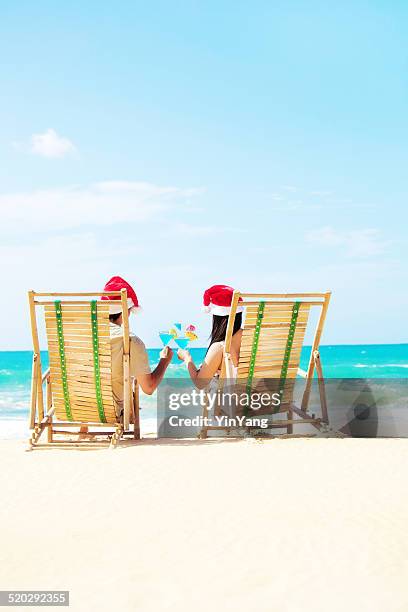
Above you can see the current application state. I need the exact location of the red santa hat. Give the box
[101,276,141,315]
[203,285,243,316]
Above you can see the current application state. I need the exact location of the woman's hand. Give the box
[177,348,192,364]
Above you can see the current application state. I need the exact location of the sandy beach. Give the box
[0,438,407,612]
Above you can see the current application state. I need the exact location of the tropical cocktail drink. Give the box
[159,331,174,347]
[174,337,189,350]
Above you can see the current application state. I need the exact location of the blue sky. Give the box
[0,0,407,348]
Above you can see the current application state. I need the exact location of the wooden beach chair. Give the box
[28,290,140,449]
[200,291,332,438]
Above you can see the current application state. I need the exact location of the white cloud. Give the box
[0,181,202,232]
[0,233,146,285]
[306,226,345,247]
[310,190,333,196]
[269,199,322,212]
[171,222,245,236]
[172,223,223,236]
[0,233,145,349]
[347,229,391,257]
[306,226,390,258]
[0,232,209,349]
[95,181,200,197]
[20,128,77,158]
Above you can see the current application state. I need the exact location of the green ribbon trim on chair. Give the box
[54,300,73,421]
[245,301,265,401]
[90,300,107,423]
[278,301,300,408]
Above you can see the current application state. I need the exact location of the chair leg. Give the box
[27,417,50,450]
[198,402,209,439]
[46,375,53,442]
[287,406,293,434]
[110,424,123,449]
[133,387,140,440]
[314,350,329,424]
[27,425,40,450]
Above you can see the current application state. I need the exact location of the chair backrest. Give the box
[223,292,331,406]
[29,291,131,425]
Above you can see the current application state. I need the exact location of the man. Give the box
[102,276,173,417]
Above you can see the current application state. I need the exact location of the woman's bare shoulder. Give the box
[202,342,224,367]
[206,341,224,356]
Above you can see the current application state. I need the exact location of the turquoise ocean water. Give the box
[0,345,407,438]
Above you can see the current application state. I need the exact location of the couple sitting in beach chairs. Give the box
[28,276,331,448]
[104,278,243,398]
[97,278,243,405]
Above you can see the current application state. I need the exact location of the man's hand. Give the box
[160,346,174,361]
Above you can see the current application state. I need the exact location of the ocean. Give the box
[1,344,407,439]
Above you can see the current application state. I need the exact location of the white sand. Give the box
[0,438,407,612]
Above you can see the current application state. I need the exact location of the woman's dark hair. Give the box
[109,312,122,323]
[207,312,242,352]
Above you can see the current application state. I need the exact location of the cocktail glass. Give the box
[174,337,189,350]
[159,331,174,347]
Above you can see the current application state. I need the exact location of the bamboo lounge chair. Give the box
[28,290,140,449]
[200,291,332,438]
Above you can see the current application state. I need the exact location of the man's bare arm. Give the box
[138,348,173,395]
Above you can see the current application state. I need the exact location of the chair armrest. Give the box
[297,368,307,378]
[42,368,50,383]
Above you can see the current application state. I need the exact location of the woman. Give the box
[177,284,244,389]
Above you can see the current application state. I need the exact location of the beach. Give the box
[1,437,407,612]
[1,0,407,608]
